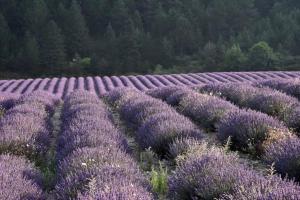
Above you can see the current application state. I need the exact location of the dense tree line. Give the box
[0,0,300,78]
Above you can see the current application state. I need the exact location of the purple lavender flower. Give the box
[137,113,203,154]
[217,109,288,155]
[0,154,44,199]
[258,79,300,100]
[263,135,300,180]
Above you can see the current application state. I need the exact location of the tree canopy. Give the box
[0,0,299,78]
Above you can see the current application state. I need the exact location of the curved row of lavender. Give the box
[259,78,300,100]
[148,87,300,181]
[0,155,44,199]
[107,89,300,199]
[54,91,153,199]
[0,71,299,97]
[0,91,58,199]
[169,140,300,199]
[199,83,300,133]
[105,88,204,156]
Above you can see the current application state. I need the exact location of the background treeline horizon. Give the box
[0,0,300,79]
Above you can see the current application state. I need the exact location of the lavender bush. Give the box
[0,154,44,199]
[200,83,300,133]
[108,88,204,156]
[137,113,203,154]
[258,79,300,100]
[169,143,300,200]
[263,135,300,180]
[217,109,289,155]
[0,92,52,157]
[55,91,152,199]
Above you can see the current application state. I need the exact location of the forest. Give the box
[0,0,300,78]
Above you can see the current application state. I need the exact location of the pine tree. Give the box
[152,3,168,37]
[117,19,142,73]
[21,0,49,35]
[0,13,10,69]
[173,14,195,55]
[39,20,66,72]
[249,41,278,70]
[224,44,247,70]
[21,31,40,72]
[111,0,129,34]
[63,0,91,58]
[105,23,116,42]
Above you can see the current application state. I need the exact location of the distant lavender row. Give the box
[0,91,57,158]
[0,71,299,97]
[0,155,44,199]
[54,91,153,199]
[148,87,300,181]
[199,83,300,133]
[258,78,300,100]
[169,141,300,199]
[106,88,204,156]
[0,92,19,110]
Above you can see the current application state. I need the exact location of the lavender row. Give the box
[0,92,19,110]
[0,155,44,199]
[1,72,299,96]
[0,92,58,199]
[106,88,204,156]
[199,83,300,133]
[169,141,300,199]
[148,87,300,181]
[258,79,300,100]
[0,91,57,158]
[54,91,153,199]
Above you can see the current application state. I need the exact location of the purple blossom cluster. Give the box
[0,91,56,157]
[263,135,300,181]
[55,90,153,199]
[0,154,44,199]
[200,83,300,131]
[169,142,300,199]
[0,93,19,110]
[218,109,289,154]
[258,79,300,100]
[107,88,204,155]
[148,87,300,181]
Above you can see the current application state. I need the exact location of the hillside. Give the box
[1,0,300,78]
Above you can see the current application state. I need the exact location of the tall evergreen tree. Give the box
[117,19,142,73]
[173,14,195,55]
[62,0,91,58]
[39,20,66,72]
[21,0,49,35]
[111,0,129,34]
[21,31,40,72]
[0,13,10,69]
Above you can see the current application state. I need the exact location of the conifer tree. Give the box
[21,31,40,72]
[39,20,66,72]
[63,0,90,58]
[0,13,10,69]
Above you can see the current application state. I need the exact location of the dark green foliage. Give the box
[224,44,247,70]
[249,41,278,70]
[20,31,40,72]
[39,20,66,73]
[59,0,90,58]
[1,0,300,78]
[0,13,10,69]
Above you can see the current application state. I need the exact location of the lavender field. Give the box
[1,72,300,199]
[0,71,300,98]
